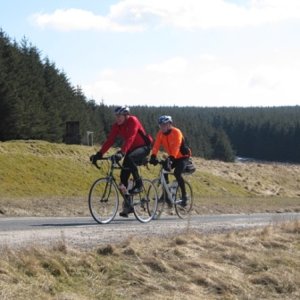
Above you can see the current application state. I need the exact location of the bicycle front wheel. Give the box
[151,178,166,219]
[174,180,193,219]
[88,178,119,224]
[132,178,158,223]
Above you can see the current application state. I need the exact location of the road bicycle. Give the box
[88,156,158,224]
[150,160,193,219]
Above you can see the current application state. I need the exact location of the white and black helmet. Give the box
[158,115,173,125]
[114,106,130,115]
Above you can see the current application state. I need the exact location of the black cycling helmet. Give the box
[158,115,173,125]
[114,106,130,115]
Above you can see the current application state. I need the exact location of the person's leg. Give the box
[173,158,189,206]
[124,146,149,193]
[120,167,130,188]
[119,194,133,217]
[119,160,133,217]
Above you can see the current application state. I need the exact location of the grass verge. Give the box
[0,221,299,299]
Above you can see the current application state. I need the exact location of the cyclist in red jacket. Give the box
[90,106,151,217]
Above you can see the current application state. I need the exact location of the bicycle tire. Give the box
[132,178,158,223]
[151,178,166,219]
[174,180,193,219]
[88,177,119,224]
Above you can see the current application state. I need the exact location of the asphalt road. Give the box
[0,212,299,250]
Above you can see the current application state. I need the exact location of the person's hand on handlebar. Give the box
[90,151,102,164]
[149,154,158,166]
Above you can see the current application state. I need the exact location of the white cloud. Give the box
[82,51,300,107]
[248,66,281,90]
[22,1,300,107]
[99,69,116,77]
[197,66,238,88]
[83,77,139,104]
[30,8,143,32]
[82,55,237,106]
[146,57,188,74]
[31,1,300,32]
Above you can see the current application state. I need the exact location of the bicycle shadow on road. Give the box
[33,218,139,227]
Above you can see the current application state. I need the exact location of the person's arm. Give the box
[151,131,162,156]
[168,129,182,158]
[149,131,161,165]
[99,124,118,155]
[121,117,139,154]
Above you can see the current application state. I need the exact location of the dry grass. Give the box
[196,158,300,198]
[0,221,299,299]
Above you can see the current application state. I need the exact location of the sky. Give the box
[1,0,300,107]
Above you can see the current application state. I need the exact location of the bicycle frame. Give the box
[90,156,159,223]
[95,157,121,187]
[95,157,137,199]
[158,166,177,204]
[94,156,120,175]
[152,159,194,219]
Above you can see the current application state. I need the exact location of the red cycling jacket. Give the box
[99,115,147,155]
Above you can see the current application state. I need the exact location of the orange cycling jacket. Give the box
[151,127,189,159]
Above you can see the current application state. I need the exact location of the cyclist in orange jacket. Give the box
[149,115,191,207]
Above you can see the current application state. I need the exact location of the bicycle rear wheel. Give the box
[132,178,158,223]
[174,180,193,219]
[88,178,119,224]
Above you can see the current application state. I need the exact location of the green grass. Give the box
[189,171,252,197]
[0,140,251,199]
[0,140,101,197]
[0,140,299,216]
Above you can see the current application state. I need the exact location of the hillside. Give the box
[1,141,300,300]
[0,140,299,216]
[195,158,300,198]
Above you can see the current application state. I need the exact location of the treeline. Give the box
[203,106,300,162]
[0,29,93,142]
[1,30,300,163]
[140,106,300,163]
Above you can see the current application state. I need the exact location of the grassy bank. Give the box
[0,140,299,216]
[0,140,249,198]
[0,140,99,197]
